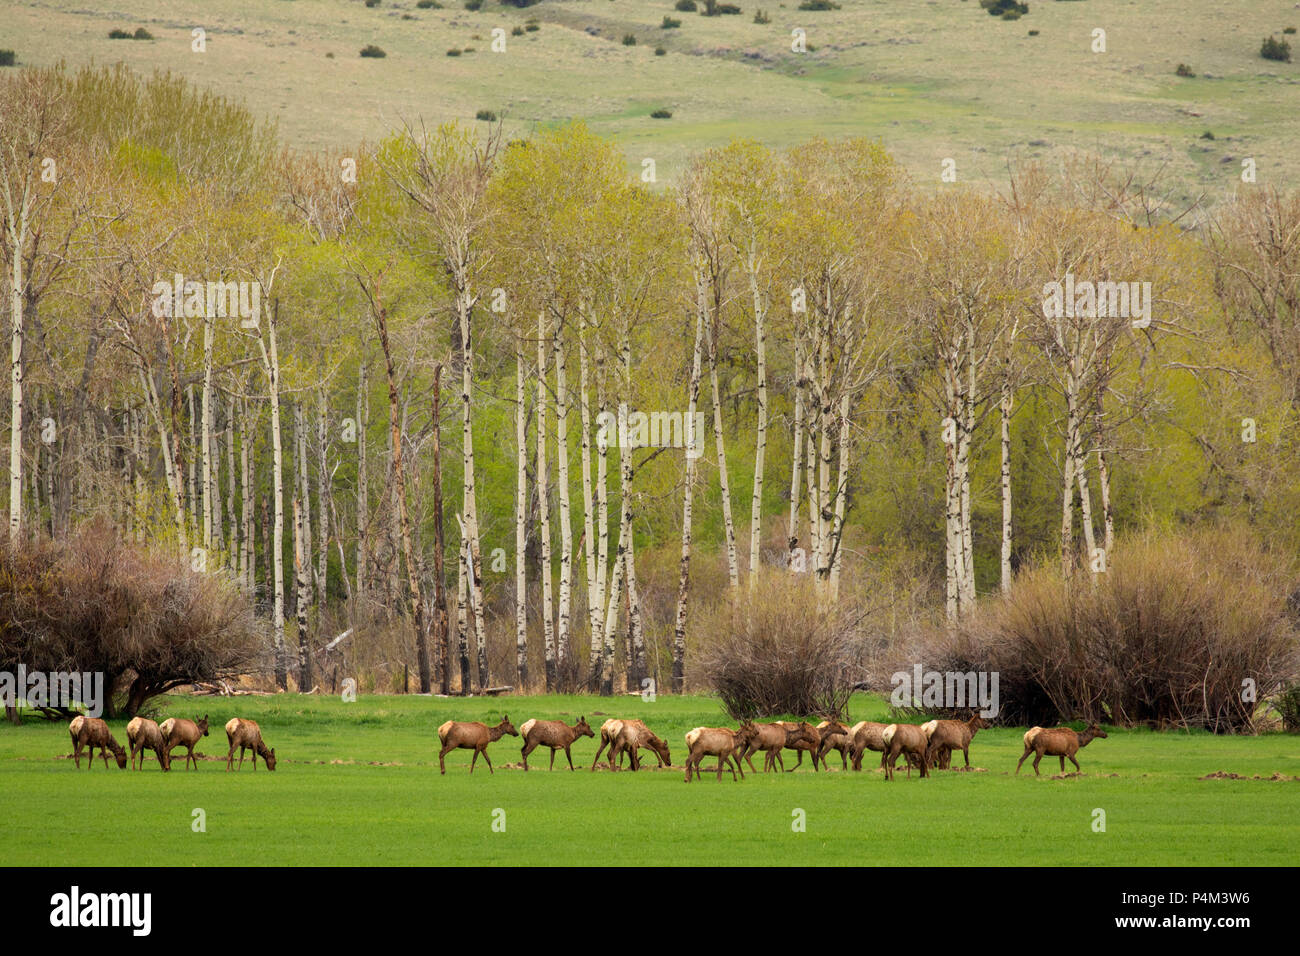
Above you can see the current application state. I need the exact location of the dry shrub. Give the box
[895,526,1300,731]
[695,571,869,719]
[0,522,267,717]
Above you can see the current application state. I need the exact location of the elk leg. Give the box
[521,739,536,771]
[469,748,479,774]
[591,738,608,771]
[439,744,452,774]
[963,746,970,769]
[1032,752,1042,776]
[482,748,494,775]
[226,744,235,771]
[787,749,802,772]
[1069,754,1080,772]
[1059,756,1065,773]
[548,747,556,771]
[1015,747,1030,775]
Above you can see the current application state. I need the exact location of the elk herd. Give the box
[435,711,1110,782]
[63,708,1108,781]
[66,714,276,772]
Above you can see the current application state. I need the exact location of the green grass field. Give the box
[1,693,1297,866]
[4,0,1300,200]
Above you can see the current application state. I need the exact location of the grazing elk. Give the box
[881,723,931,781]
[68,716,127,769]
[922,712,991,770]
[159,715,209,770]
[519,716,594,771]
[816,719,856,770]
[779,719,848,771]
[1016,723,1108,776]
[610,720,672,771]
[683,723,756,782]
[739,721,820,773]
[126,716,170,771]
[437,715,518,775]
[225,717,276,771]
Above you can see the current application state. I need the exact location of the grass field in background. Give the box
[3,0,1300,200]
[1,692,1297,866]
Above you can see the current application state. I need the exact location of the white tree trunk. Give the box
[672,279,707,693]
[747,271,768,589]
[515,332,529,689]
[553,317,573,679]
[707,318,739,589]
[536,311,556,691]
[1000,374,1013,594]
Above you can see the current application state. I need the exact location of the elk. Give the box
[225,717,277,771]
[159,715,209,770]
[437,715,518,775]
[126,716,170,771]
[777,718,848,771]
[591,718,626,770]
[610,720,672,771]
[1016,723,1108,776]
[738,723,795,775]
[851,720,925,772]
[815,719,856,770]
[683,723,756,782]
[881,723,930,781]
[519,716,593,771]
[848,720,888,770]
[922,712,991,770]
[68,716,127,769]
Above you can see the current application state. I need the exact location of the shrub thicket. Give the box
[0,523,267,719]
[891,527,1299,731]
[697,574,868,719]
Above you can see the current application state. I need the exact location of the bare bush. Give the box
[0,523,268,717]
[890,526,1300,732]
[695,572,870,719]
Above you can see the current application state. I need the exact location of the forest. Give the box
[3,62,1298,723]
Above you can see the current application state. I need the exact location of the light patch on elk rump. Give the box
[883,724,898,746]
[920,720,938,738]
[438,720,454,742]
[1024,727,1043,748]
[520,718,536,738]
[69,715,85,738]
[685,727,703,748]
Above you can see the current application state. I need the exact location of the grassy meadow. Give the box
[3,0,1300,199]
[1,693,1297,866]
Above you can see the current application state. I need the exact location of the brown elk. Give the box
[225,717,276,771]
[519,716,593,771]
[816,719,856,770]
[126,716,170,771]
[610,720,672,771]
[683,723,757,782]
[159,715,209,770]
[592,718,627,770]
[1016,723,1108,776]
[780,719,848,771]
[881,723,931,781]
[738,721,820,773]
[68,716,127,769]
[922,712,991,770]
[437,715,518,775]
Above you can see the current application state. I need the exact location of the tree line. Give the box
[4,63,1298,698]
